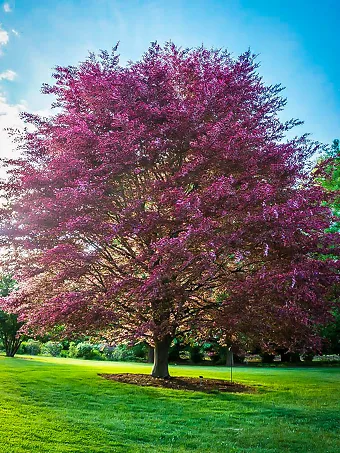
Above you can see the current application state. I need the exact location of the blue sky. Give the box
[0,0,339,157]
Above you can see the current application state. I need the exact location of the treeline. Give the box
[1,337,339,364]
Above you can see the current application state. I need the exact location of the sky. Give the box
[0,0,339,160]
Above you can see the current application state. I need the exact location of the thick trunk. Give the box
[151,336,172,378]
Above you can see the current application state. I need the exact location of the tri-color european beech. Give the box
[1,43,339,377]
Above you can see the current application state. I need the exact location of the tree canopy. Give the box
[0,43,338,377]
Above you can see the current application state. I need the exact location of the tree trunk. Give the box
[151,336,172,378]
[4,338,21,357]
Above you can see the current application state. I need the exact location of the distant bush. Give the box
[41,341,63,357]
[101,343,147,362]
[110,344,137,361]
[168,338,182,362]
[313,354,340,363]
[68,342,78,358]
[301,352,314,362]
[190,345,203,363]
[20,340,41,355]
[100,344,115,360]
[68,342,104,360]
[261,353,276,364]
[75,342,95,359]
[131,343,148,360]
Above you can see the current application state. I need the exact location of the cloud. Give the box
[11,28,19,37]
[0,69,16,81]
[0,93,25,177]
[0,25,9,54]
[0,93,52,179]
[3,3,11,13]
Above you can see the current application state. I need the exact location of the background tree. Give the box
[0,43,338,377]
[321,309,340,354]
[0,275,23,357]
[317,138,340,231]
[315,138,340,354]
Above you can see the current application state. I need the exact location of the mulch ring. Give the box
[98,373,254,393]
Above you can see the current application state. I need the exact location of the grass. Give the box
[0,356,339,452]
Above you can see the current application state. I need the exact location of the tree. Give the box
[0,43,338,377]
[0,275,23,357]
[316,138,340,231]
[315,139,340,353]
[321,308,340,354]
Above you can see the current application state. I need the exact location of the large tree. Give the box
[0,43,338,377]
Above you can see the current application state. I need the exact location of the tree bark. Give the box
[151,336,172,378]
[4,337,21,357]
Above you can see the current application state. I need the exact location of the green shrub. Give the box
[41,341,63,357]
[100,344,115,360]
[100,343,147,362]
[66,341,147,362]
[131,343,148,359]
[68,342,104,360]
[75,342,94,359]
[168,338,182,362]
[68,342,78,358]
[110,344,136,361]
[101,344,143,362]
[21,340,42,356]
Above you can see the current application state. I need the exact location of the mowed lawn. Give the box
[0,356,339,453]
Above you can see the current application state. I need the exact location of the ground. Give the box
[99,373,252,392]
[0,355,339,452]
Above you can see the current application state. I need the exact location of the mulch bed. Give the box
[98,373,254,393]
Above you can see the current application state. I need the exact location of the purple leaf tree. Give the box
[1,43,338,377]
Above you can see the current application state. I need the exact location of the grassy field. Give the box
[0,356,339,453]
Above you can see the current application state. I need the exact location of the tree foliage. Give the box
[0,43,339,376]
[0,275,23,357]
[318,139,340,232]
[315,139,340,352]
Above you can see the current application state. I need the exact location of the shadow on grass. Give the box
[2,356,340,452]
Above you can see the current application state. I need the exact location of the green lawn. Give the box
[0,356,339,452]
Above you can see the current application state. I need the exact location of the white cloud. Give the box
[0,26,9,44]
[0,93,25,178]
[0,94,52,179]
[0,25,9,55]
[3,3,11,13]
[0,94,51,148]
[11,28,19,37]
[0,69,16,81]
